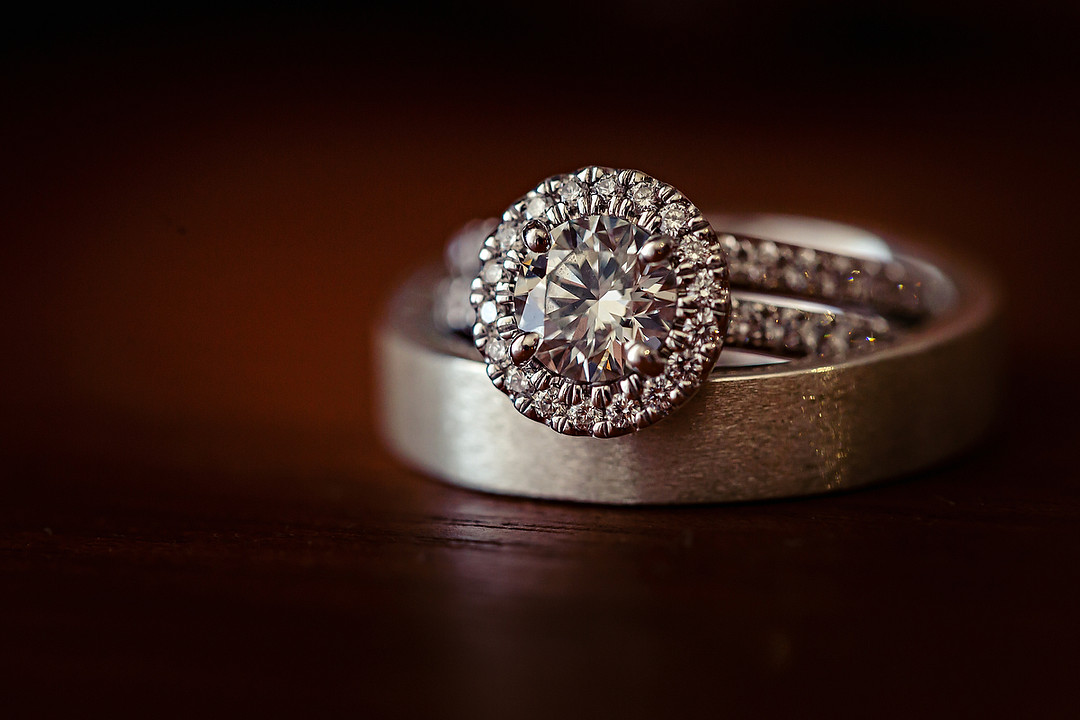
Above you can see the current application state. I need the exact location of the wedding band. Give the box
[376,168,1000,504]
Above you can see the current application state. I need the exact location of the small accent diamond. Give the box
[481,259,503,284]
[606,395,633,426]
[685,305,716,332]
[665,351,703,382]
[764,317,785,343]
[688,272,724,304]
[568,403,600,430]
[479,300,498,324]
[784,266,809,291]
[496,222,520,250]
[525,195,549,219]
[643,387,673,414]
[485,336,509,364]
[660,204,690,234]
[757,241,780,266]
[532,390,555,416]
[678,236,713,263]
[559,178,584,202]
[594,176,618,197]
[645,374,675,393]
[505,366,531,394]
[629,181,655,206]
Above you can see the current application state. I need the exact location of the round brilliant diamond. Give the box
[517,214,678,383]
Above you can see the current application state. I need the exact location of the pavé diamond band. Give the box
[435,167,957,439]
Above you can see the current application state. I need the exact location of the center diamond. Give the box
[518,214,678,383]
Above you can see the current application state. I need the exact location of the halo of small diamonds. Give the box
[470,167,730,437]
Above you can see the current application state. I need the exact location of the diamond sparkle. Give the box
[517,214,678,383]
[471,167,730,438]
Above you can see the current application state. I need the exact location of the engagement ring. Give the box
[453,167,950,437]
[376,167,999,503]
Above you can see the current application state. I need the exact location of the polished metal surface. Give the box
[377,217,1000,504]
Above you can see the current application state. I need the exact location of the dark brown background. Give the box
[3,2,1079,717]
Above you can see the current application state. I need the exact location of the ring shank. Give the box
[377,233,1000,503]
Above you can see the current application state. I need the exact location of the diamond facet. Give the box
[594,176,618,196]
[484,336,508,364]
[481,259,503,284]
[558,178,584,202]
[678,236,713,263]
[479,300,498,324]
[504,366,531,393]
[517,214,678,383]
[660,204,689,234]
[496,223,520,250]
[629,181,655,206]
[525,195,549,218]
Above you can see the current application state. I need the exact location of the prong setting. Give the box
[510,332,540,364]
[626,342,665,377]
[639,237,674,265]
[522,219,551,253]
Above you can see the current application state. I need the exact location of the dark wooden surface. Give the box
[3,5,1080,718]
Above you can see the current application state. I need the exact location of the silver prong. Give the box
[638,237,674,264]
[619,374,643,398]
[626,342,665,377]
[567,385,584,406]
[638,210,659,231]
[510,332,540,364]
[522,220,551,253]
[495,316,517,334]
[676,261,700,279]
[557,383,573,404]
[664,329,691,351]
[631,410,651,430]
[530,368,550,390]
